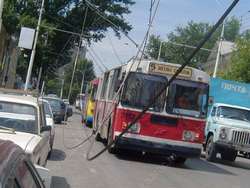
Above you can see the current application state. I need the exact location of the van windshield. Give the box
[217,106,250,122]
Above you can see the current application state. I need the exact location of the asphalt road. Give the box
[46,107,250,188]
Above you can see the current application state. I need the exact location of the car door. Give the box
[37,103,51,167]
[4,154,45,188]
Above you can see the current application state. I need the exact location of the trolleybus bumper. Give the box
[115,136,201,158]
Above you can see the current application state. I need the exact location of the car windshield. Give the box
[43,98,60,109]
[44,102,53,118]
[0,102,38,134]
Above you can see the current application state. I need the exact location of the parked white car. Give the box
[0,92,51,167]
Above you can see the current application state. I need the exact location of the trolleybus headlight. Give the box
[182,131,199,141]
[182,130,194,141]
[122,122,141,133]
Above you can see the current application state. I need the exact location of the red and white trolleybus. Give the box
[93,59,211,163]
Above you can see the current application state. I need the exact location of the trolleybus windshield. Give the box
[166,79,209,118]
[121,72,167,112]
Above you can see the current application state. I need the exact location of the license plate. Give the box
[235,146,250,152]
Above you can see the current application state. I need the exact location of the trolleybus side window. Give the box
[108,68,121,100]
[166,79,209,118]
[100,72,109,99]
[121,72,167,112]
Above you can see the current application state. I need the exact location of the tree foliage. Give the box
[217,34,250,83]
[146,17,242,68]
[3,0,135,82]
[62,58,96,103]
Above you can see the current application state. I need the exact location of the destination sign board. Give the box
[149,62,192,78]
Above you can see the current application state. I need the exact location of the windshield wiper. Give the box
[174,107,187,126]
[0,126,15,133]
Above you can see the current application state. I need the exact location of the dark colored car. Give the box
[0,139,52,188]
[41,97,73,124]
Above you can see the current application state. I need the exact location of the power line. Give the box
[107,31,123,65]
[85,0,154,60]
[88,45,108,70]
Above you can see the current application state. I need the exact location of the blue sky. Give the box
[86,0,250,77]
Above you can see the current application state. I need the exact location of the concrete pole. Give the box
[60,79,64,99]
[157,41,163,60]
[212,21,225,78]
[213,0,225,78]
[0,0,4,37]
[24,0,45,90]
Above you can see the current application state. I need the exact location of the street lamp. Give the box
[77,69,85,95]
[157,40,166,61]
[213,0,225,78]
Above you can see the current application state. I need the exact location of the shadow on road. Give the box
[51,176,70,188]
[48,149,66,161]
[113,148,249,176]
[200,152,250,170]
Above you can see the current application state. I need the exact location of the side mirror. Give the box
[41,126,51,132]
[208,96,214,106]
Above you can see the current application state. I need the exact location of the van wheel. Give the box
[205,135,217,162]
[107,126,117,154]
[221,151,237,162]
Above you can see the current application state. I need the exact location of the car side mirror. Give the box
[41,125,51,132]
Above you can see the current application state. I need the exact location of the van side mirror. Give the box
[208,96,214,106]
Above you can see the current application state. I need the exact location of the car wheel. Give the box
[205,135,217,162]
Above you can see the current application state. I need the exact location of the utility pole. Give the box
[213,0,225,78]
[0,0,4,37]
[24,0,45,90]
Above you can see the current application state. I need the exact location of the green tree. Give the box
[217,36,250,83]
[146,17,242,68]
[2,0,135,82]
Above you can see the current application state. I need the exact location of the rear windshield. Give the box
[0,102,38,134]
